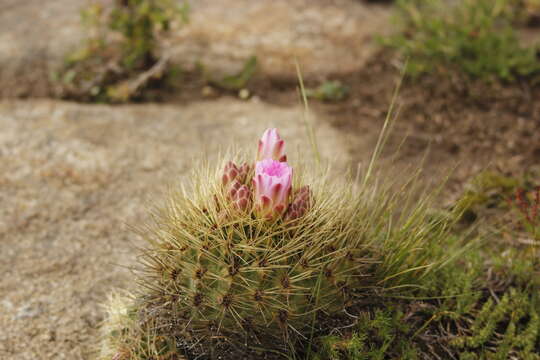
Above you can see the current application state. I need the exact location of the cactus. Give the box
[135,162,372,354]
[101,128,461,359]
[134,129,371,355]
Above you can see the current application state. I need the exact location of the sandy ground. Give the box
[0,0,86,97]
[0,99,356,359]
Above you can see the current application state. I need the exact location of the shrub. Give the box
[306,81,349,102]
[384,0,540,81]
[58,0,188,102]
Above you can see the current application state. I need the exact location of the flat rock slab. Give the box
[0,99,350,359]
[0,0,391,97]
[172,0,391,78]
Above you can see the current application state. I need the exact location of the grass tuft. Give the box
[383,0,540,81]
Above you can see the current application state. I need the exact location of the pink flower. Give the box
[253,159,292,219]
[284,186,312,222]
[257,128,287,162]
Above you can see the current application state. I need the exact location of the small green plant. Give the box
[312,309,419,360]
[306,81,349,102]
[448,288,540,359]
[384,0,540,81]
[59,0,188,102]
[309,240,540,359]
[209,56,258,91]
[452,171,520,224]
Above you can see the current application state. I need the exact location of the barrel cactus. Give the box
[101,128,455,359]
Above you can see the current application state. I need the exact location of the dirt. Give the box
[2,0,540,359]
[319,55,540,192]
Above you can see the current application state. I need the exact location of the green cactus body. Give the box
[101,129,465,359]
[135,159,371,354]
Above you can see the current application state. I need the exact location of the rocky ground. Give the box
[1,0,539,359]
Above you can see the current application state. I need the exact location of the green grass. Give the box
[383,0,540,81]
[305,81,349,102]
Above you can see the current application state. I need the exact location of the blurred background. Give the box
[1,0,539,358]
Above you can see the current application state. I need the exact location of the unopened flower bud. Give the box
[257,128,287,162]
[222,161,250,186]
[284,186,311,222]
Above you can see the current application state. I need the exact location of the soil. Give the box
[1,0,540,359]
[315,54,540,192]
